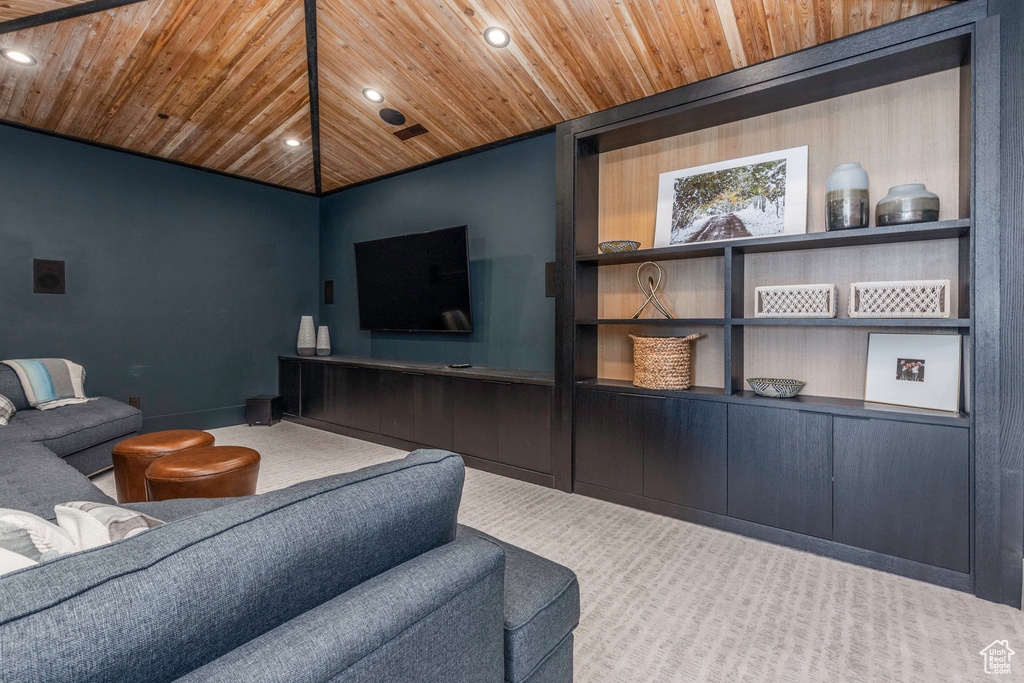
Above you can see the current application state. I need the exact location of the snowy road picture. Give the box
[654,147,808,247]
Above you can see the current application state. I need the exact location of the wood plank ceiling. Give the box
[0,0,954,194]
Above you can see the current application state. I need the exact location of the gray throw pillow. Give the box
[0,393,14,426]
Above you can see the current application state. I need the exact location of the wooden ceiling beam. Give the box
[0,0,149,35]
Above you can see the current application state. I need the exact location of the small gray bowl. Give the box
[598,240,641,254]
[747,378,805,399]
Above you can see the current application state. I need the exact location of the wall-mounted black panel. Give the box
[643,397,727,514]
[452,378,499,461]
[348,367,381,433]
[278,359,301,417]
[379,370,416,441]
[300,362,327,422]
[833,417,970,572]
[727,405,833,539]
[414,374,453,450]
[498,383,552,473]
[574,389,644,495]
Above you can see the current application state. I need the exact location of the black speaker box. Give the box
[34,259,65,294]
[246,395,284,426]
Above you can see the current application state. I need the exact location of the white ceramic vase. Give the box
[825,162,870,231]
[316,326,331,356]
[297,316,316,356]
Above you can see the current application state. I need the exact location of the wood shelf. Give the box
[579,317,970,328]
[577,318,726,326]
[575,379,968,427]
[733,318,971,328]
[576,219,970,265]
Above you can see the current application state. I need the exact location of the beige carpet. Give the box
[93,422,1024,682]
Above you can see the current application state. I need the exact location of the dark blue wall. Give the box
[0,125,320,431]
[318,134,556,371]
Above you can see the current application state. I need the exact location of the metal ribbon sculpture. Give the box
[631,261,674,319]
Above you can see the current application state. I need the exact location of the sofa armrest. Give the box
[174,537,507,683]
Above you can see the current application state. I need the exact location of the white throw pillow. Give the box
[0,508,76,561]
[55,502,164,550]
[0,548,37,573]
[0,546,38,576]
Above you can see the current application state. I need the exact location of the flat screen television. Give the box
[354,225,473,333]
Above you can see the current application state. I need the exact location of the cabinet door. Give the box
[349,368,381,434]
[833,418,969,572]
[279,359,301,417]
[728,405,833,539]
[498,383,552,473]
[380,371,416,441]
[300,362,327,422]
[323,365,351,427]
[643,397,727,514]
[415,375,454,450]
[452,379,499,461]
[574,390,644,495]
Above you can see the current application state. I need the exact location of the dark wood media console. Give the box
[278,356,555,487]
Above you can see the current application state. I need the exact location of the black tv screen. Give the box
[354,226,473,333]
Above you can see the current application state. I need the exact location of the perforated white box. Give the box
[754,283,838,318]
[849,280,951,318]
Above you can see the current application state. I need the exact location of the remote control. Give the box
[448,363,472,369]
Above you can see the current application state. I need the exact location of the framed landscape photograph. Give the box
[864,333,961,412]
[653,146,809,247]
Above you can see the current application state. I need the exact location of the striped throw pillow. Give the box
[0,394,14,426]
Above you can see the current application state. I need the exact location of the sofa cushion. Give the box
[0,449,465,683]
[5,397,141,457]
[0,442,116,521]
[124,496,246,522]
[457,525,580,683]
[0,365,29,412]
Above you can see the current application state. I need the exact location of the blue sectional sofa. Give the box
[0,364,141,477]
[0,445,580,682]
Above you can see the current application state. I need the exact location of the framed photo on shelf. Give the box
[864,333,961,412]
[653,146,809,247]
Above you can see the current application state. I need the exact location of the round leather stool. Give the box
[144,446,261,501]
[112,430,215,503]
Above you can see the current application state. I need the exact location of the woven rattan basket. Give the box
[629,333,701,390]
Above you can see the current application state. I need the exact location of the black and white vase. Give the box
[297,316,316,356]
[316,326,331,356]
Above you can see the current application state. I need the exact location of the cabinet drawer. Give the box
[727,405,833,539]
[833,417,969,572]
[574,390,644,495]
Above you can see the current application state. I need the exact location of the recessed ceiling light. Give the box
[284,139,301,147]
[483,27,510,48]
[0,48,37,66]
[362,88,385,103]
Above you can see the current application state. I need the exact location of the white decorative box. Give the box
[754,283,838,318]
[849,280,951,318]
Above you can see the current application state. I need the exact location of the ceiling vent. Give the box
[394,124,428,141]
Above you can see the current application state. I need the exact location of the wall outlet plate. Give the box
[129,396,141,409]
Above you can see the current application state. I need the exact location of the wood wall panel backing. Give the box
[316,0,952,191]
[597,69,961,245]
[598,257,724,319]
[598,324,724,388]
[742,325,961,400]
[0,0,315,191]
[743,239,961,318]
[0,0,86,23]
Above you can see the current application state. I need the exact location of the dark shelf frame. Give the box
[576,219,970,265]
[555,0,1024,606]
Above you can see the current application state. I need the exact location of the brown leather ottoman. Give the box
[144,446,261,501]
[112,430,215,503]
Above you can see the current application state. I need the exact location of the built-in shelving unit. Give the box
[554,2,1021,604]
